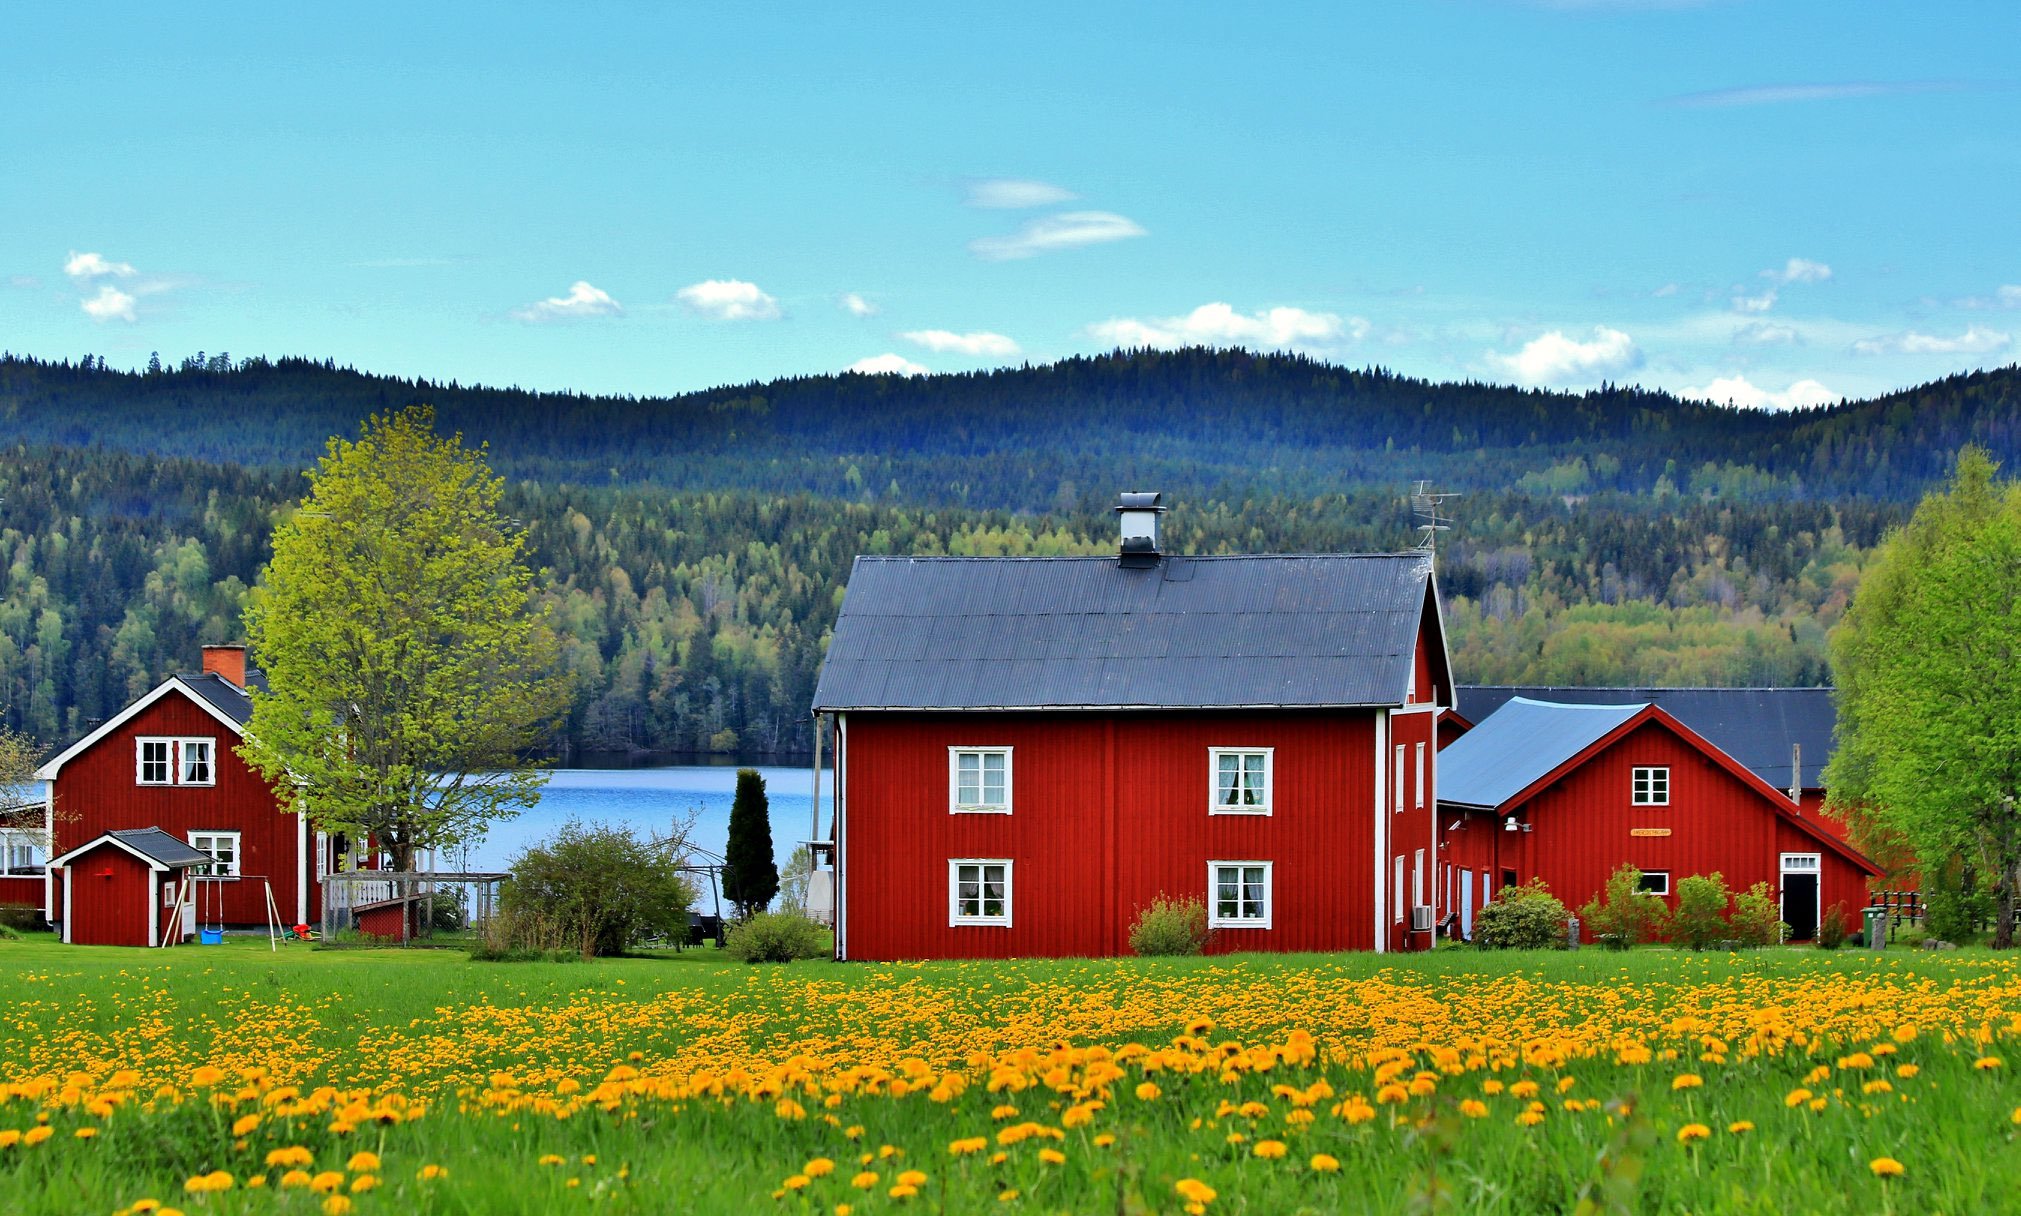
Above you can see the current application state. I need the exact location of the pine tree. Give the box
[723,768,779,918]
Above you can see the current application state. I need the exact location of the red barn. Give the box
[46,828,213,947]
[812,494,1453,961]
[1438,698,1878,942]
[32,646,326,941]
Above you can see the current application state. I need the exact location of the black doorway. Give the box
[1782,872,1819,940]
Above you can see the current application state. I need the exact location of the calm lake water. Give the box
[440,764,833,881]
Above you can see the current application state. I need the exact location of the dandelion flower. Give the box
[1252,1140,1287,1159]
[1676,1124,1711,1144]
[1310,1153,1340,1172]
[1870,1157,1905,1178]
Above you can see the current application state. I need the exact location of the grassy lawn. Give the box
[3,933,2018,1214]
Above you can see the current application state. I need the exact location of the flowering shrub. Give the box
[1128,895,1211,956]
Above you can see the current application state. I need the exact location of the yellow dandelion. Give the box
[1869,1157,1904,1178]
[1310,1153,1340,1172]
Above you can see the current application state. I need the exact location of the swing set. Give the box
[159,870,287,950]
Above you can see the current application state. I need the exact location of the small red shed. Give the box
[352,895,427,942]
[1438,698,1879,942]
[47,828,212,947]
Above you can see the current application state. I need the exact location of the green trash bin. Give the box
[1863,907,1888,950]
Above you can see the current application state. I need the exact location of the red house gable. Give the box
[813,503,1452,961]
[34,654,321,938]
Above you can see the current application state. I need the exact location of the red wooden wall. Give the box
[838,710,1393,960]
[1443,719,1870,940]
[63,844,156,947]
[1385,706,1440,953]
[0,875,42,908]
[49,691,315,929]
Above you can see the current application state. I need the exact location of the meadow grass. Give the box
[3,933,2018,1214]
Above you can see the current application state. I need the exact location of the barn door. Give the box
[1780,854,1821,941]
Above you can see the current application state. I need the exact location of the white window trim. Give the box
[1631,765,1669,806]
[1637,870,1671,896]
[188,830,242,879]
[1393,855,1406,921]
[136,737,175,786]
[948,858,1012,927]
[1208,747,1274,816]
[177,737,218,786]
[1393,745,1406,813]
[1207,860,1272,930]
[947,747,1013,815]
[1413,742,1426,809]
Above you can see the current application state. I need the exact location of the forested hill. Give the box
[3,350,2017,503]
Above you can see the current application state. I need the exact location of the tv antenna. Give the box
[1411,480,1459,554]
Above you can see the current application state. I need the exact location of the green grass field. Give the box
[3,933,2018,1214]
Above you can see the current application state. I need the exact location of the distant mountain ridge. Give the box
[2,349,2015,504]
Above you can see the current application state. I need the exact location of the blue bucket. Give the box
[199,928,223,945]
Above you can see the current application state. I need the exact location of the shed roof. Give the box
[1438,698,1646,810]
[812,553,1439,711]
[51,827,214,871]
[1456,686,1835,791]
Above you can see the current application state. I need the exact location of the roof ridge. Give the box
[853,552,1428,562]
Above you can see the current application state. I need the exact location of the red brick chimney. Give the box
[201,645,248,688]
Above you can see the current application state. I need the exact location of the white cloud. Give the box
[1956,284,2021,310]
[1089,302,1365,352]
[1731,287,1778,313]
[969,211,1146,261]
[1663,81,1963,109]
[964,178,1079,209]
[1852,325,2012,356]
[1766,257,1832,284]
[1733,321,1800,346]
[899,329,1021,357]
[1680,375,1837,411]
[846,353,928,376]
[1652,282,1680,297]
[511,280,621,323]
[1491,326,1642,385]
[839,292,878,317]
[81,285,136,322]
[64,251,136,279]
[675,278,781,321]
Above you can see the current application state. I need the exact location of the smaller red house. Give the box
[46,828,212,947]
[1438,698,1878,942]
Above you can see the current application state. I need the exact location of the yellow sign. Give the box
[1630,828,1673,838]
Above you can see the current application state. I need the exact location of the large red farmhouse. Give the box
[31,646,324,944]
[1437,697,1877,942]
[811,494,1453,961]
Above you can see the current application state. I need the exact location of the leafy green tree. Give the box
[723,768,778,917]
[1827,448,2021,947]
[1671,873,1731,950]
[241,406,571,871]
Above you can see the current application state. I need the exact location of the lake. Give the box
[438,764,833,886]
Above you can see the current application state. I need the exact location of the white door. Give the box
[1461,869,1474,938]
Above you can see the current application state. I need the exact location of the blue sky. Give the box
[4,2,2017,405]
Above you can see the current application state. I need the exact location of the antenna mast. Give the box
[1411,480,1459,554]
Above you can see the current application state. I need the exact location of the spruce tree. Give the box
[723,768,779,917]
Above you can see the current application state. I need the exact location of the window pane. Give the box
[1217,755,1239,805]
[982,753,1004,775]
[1243,755,1265,804]
[982,771,1004,805]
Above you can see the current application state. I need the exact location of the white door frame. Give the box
[1779,852,1822,940]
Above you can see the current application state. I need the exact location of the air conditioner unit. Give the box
[1410,905,1435,933]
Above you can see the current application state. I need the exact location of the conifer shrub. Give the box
[1729,881,1787,947]
[723,911,829,963]
[1128,895,1211,956]
[1672,873,1731,950]
[1578,864,1671,949]
[1474,880,1569,950]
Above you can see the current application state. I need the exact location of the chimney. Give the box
[201,644,248,688]
[1115,491,1167,568]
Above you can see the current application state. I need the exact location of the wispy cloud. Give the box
[1733,321,1800,346]
[846,353,928,376]
[839,292,878,317]
[65,251,136,279]
[964,178,1079,209]
[1680,375,1836,411]
[353,256,458,269]
[1955,284,2021,310]
[512,280,621,323]
[1765,257,1831,285]
[1491,326,1642,386]
[969,211,1146,261]
[81,285,137,322]
[63,250,175,321]
[1090,302,1364,352]
[900,329,1020,357]
[1662,80,1966,109]
[1852,325,2011,356]
[676,278,781,321]
[1731,287,1778,314]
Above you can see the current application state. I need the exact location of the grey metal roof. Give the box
[176,672,253,726]
[813,553,1434,711]
[106,828,214,868]
[1438,697,1647,810]
[1457,686,1835,791]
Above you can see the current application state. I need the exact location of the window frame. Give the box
[1207,747,1274,816]
[1414,742,1426,809]
[947,858,1012,927]
[1393,744,1406,813]
[177,737,217,786]
[1636,870,1671,896]
[1393,855,1406,921]
[947,747,1013,815]
[136,737,175,786]
[1207,860,1272,930]
[1631,765,1670,806]
[187,830,242,879]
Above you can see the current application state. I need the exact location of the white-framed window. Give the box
[136,737,217,786]
[188,831,241,878]
[1393,855,1406,921]
[1208,861,1271,929]
[948,859,1011,926]
[1393,745,1406,813]
[1414,742,1426,808]
[0,830,40,873]
[1637,870,1671,896]
[1413,849,1426,910]
[1209,748,1272,815]
[1631,766,1669,806]
[948,748,1012,814]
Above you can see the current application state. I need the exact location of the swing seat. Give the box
[199,928,223,945]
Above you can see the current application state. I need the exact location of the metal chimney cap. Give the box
[1115,491,1166,513]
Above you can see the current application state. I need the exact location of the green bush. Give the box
[1672,873,1731,950]
[1922,875,1988,944]
[1475,880,1569,950]
[1128,895,1211,956]
[1729,881,1786,947]
[0,904,39,932]
[500,821,695,958]
[723,911,829,963]
[1816,900,1850,950]
[1579,865,1671,949]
